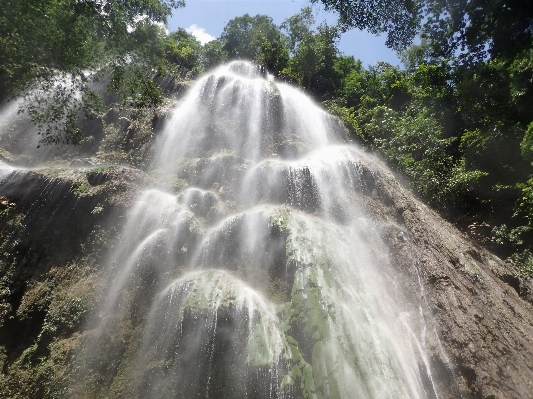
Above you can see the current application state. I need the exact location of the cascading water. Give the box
[75,61,441,398]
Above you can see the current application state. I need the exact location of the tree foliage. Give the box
[201,39,228,71]
[165,28,203,74]
[3,2,533,270]
[282,19,341,97]
[0,0,184,85]
[421,0,533,63]
[312,0,420,50]
[314,0,533,62]
[280,6,315,56]
[219,14,289,75]
[0,0,184,144]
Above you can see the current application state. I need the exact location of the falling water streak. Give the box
[102,228,167,314]
[413,265,460,398]
[203,299,218,398]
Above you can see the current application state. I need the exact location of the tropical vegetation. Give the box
[1,0,532,273]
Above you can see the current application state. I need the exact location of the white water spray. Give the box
[80,61,441,398]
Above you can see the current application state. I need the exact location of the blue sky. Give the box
[167,0,401,67]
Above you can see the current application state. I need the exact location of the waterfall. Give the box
[5,59,533,399]
[70,61,440,398]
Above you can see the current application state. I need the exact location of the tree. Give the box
[421,0,533,63]
[220,14,289,75]
[165,28,203,75]
[294,23,340,96]
[220,14,261,60]
[312,0,420,50]
[314,0,533,62]
[280,6,315,55]
[280,10,342,99]
[0,0,184,88]
[0,0,184,144]
[201,40,228,71]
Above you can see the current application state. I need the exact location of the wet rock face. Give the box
[353,161,533,399]
[133,271,287,399]
[0,166,145,389]
[0,167,140,260]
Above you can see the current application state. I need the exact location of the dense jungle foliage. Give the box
[1,0,532,274]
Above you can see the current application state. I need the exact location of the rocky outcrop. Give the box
[0,166,147,398]
[353,153,533,398]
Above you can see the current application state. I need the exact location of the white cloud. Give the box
[186,24,215,45]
